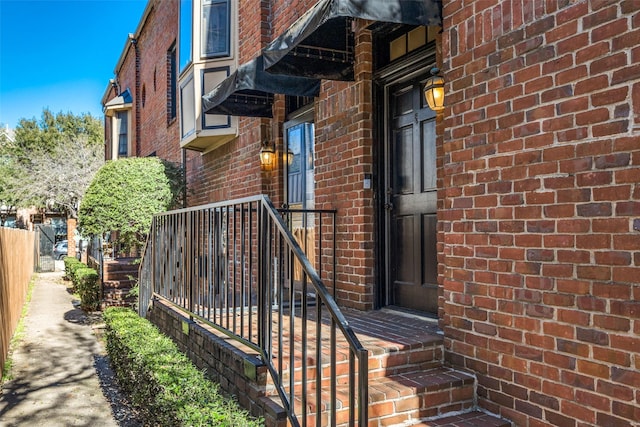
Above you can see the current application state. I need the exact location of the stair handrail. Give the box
[138,195,368,426]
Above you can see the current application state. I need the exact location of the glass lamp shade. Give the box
[259,143,275,167]
[424,68,445,112]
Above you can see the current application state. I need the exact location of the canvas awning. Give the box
[262,0,442,81]
[202,55,321,118]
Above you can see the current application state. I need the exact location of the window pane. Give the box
[202,67,230,129]
[286,123,315,209]
[304,123,315,209]
[168,45,177,121]
[287,126,303,205]
[117,111,128,156]
[179,0,193,72]
[180,76,195,138]
[202,0,229,58]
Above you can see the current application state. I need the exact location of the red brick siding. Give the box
[313,24,376,310]
[442,1,639,425]
[187,117,271,206]
[188,6,377,309]
[136,0,180,163]
[186,0,273,208]
[104,0,179,165]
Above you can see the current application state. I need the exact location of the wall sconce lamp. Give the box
[259,140,275,167]
[424,67,445,112]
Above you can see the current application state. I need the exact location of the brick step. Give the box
[269,367,475,427]
[396,410,512,427]
[103,279,137,289]
[268,308,444,388]
[368,367,476,424]
[103,288,135,300]
[103,258,140,272]
[101,299,135,309]
[103,270,139,281]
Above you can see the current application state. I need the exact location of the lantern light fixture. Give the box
[424,67,445,112]
[259,140,275,167]
[286,148,294,166]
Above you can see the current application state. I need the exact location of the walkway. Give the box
[0,267,140,427]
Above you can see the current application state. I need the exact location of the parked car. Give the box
[53,240,68,260]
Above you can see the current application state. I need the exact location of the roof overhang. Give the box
[202,55,321,117]
[262,0,442,81]
[103,89,133,117]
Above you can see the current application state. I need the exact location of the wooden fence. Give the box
[0,227,35,374]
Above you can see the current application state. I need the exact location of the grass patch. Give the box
[2,275,37,382]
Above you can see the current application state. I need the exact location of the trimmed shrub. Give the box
[75,267,100,311]
[103,307,262,427]
[68,261,88,290]
[79,157,184,252]
[63,256,83,281]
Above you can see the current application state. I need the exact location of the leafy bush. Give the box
[67,260,88,289]
[63,257,101,310]
[63,256,82,280]
[74,267,100,311]
[103,307,262,427]
[78,157,183,251]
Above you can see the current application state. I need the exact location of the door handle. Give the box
[384,202,394,211]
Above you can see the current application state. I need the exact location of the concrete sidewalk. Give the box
[0,267,140,427]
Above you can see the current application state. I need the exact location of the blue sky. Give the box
[0,0,147,129]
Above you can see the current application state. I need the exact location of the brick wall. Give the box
[442,1,640,425]
[313,24,376,310]
[185,1,378,310]
[136,0,180,163]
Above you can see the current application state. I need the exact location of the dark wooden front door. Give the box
[386,80,438,314]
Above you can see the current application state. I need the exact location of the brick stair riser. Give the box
[103,280,137,289]
[266,343,445,396]
[368,346,444,378]
[103,271,139,281]
[101,300,134,309]
[102,291,136,302]
[286,386,476,427]
[266,369,475,427]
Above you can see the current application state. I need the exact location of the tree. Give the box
[11,109,102,158]
[78,157,184,253]
[12,136,103,218]
[0,109,104,253]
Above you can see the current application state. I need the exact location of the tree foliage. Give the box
[0,109,104,218]
[78,157,183,248]
[10,137,103,218]
[11,109,102,158]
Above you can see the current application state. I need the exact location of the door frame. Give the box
[373,46,437,311]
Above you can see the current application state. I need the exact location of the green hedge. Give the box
[63,256,83,281]
[63,257,100,311]
[103,307,262,427]
[75,267,100,311]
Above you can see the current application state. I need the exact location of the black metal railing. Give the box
[138,195,368,426]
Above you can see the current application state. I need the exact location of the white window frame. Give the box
[112,109,132,159]
[201,0,230,58]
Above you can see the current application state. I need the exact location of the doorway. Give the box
[383,77,438,315]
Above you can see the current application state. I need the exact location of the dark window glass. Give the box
[117,111,128,156]
[202,0,229,58]
[285,122,314,208]
[168,44,177,122]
